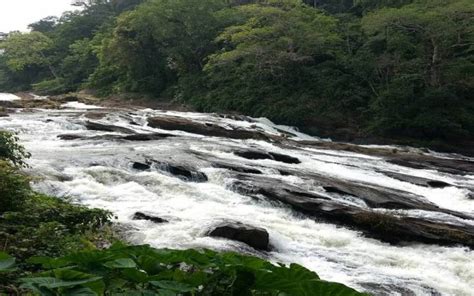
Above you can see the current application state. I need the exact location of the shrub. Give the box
[0,160,30,213]
[0,131,30,168]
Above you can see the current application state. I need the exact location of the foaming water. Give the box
[1,103,474,295]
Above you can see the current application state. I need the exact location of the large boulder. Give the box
[208,222,270,251]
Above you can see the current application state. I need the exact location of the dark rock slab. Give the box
[58,132,173,142]
[234,150,301,164]
[84,121,135,134]
[294,141,474,176]
[230,174,474,248]
[148,116,274,140]
[58,134,83,140]
[122,133,175,141]
[132,212,168,224]
[297,172,471,220]
[383,171,451,188]
[208,222,269,251]
[212,162,263,174]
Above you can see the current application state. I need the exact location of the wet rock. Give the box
[212,162,263,174]
[58,134,84,140]
[230,174,474,248]
[147,116,273,140]
[360,282,441,296]
[0,101,22,108]
[123,133,175,141]
[217,113,255,122]
[155,162,208,182]
[295,140,474,176]
[84,112,107,120]
[387,157,474,176]
[84,121,135,134]
[382,171,451,188]
[132,162,151,171]
[58,132,173,142]
[234,150,301,164]
[208,222,269,251]
[132,212,168,224]
[132,159,208,182]
[468,192,474,200]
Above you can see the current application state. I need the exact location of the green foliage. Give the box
[1,0,473,152]
[88,0,232,96]
[361,0,474,141]
[0,160,30,213]
[0,32,54,72]
[21,244,366,295]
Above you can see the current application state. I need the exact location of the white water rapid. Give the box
[1,94,473,296]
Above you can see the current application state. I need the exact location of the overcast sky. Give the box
[0,0,77,33]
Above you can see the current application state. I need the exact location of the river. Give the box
[1,93,473,295]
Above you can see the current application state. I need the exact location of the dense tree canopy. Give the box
[0,0,472,153]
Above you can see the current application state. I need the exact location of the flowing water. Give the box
[1,93,473,295]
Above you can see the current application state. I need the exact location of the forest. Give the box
[0,0,473,152]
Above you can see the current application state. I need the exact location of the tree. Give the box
[28,16,59,34]
[361,0,474,140]
[0,32,58,79]
[200,0,348,125]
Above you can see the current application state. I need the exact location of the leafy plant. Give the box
[0,131,31,168]
[21,244,368,295]
[0,252,16,273]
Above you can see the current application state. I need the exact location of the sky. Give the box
[0,0,77,33]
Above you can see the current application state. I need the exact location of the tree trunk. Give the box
[429,38,440,87]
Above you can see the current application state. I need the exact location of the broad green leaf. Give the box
[21,276,103,289]
[103,258,137,269]
[28,256,71,269]
[149,280,194,292]
[0,252,15,271]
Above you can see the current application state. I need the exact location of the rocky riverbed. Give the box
[1,93,474,295]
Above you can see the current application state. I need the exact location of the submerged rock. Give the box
[208,222,270,251]
[132,212,168,224]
